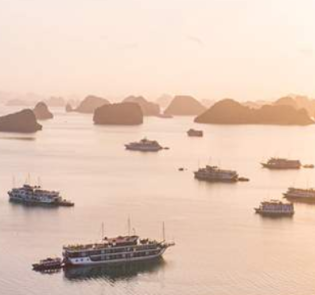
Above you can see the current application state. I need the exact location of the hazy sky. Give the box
[0,0,315,100]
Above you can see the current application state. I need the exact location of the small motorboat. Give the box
[187,129,203,137]
[303,164,314,169]
[58,199,75,207]
[32,257,63,271]
[238,177,250,182]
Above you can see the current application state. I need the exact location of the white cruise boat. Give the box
[194,165,239,182]
[255,200,294,216]
[8,184,74,207]
[63,235,174,266]
[283,187,315,203]
[125,138,163,152]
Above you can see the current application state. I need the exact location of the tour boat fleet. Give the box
[23,152,313,273]
[8,184,74,207]
[255,200,294,217]
[125,138,164,152]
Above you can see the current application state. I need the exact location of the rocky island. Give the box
[93,102,143,125]
[195,99,314,125]
[0,109,42,133]
[123,96,160,116]
[74,95,110,113]
[45,96,66,107]
[155,94,173,109]
[65,103,73,112]
[33,102,53,120]
[274,95,315,117]
[164,95,206,116]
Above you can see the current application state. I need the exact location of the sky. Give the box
[0,0,315,101]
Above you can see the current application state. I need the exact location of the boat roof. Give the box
[269,157,300,162]
[288,187,315,191]
[63,235,141,251]
[261,199,292,205]
[103,235,138,243]
[204,165,237,173]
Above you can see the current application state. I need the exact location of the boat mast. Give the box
[101,222,104,240]
[12,175,16,188]
[37,176,42,187]
[25,173,31,185]
[127,216,131,236]
[162,221,165,242]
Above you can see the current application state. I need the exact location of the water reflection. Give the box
[0,136,35,141]
[9,201,60,210]
[64,258,167,282]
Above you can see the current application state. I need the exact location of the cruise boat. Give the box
[283,187,315,203]
[63,235,174,266]
[194,165,239,182]
[254,200,294,216]
[187,129,203,137]
[8,184,74,207]
[261,158,301,169]
[125,138,164,152]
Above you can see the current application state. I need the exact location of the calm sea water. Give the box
[1,106,315,295]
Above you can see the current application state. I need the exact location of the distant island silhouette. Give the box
[33,102,53,120]
[45,96,65,107]
[195,99,314,125]
[123,96,160,116]
[164,95,206,116]
[65,103,73,112]
[74,95,110,113]
[93,102,143,125]
[155,94,173,109]
[273,95,315,117]
[6,98,32,107]
[0,109,42,133]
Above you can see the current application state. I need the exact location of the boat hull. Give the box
[194,174,238,183]
[33,264,63,271]
[125,145,162,152]
[261,163,301,170]
[9,197,74,207]
[64,249,166,267]
[284,194,315,203]
[254,208,294,217]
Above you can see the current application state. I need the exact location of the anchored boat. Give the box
[194,165,239,182]
[32,258,63,271]
[283,187,315,203]
[255,200,294,217]
[125,138,164,152]
[261,158,301,169]
[63,235,174,267]
[187,129,203,137]
[8,184,74,207]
